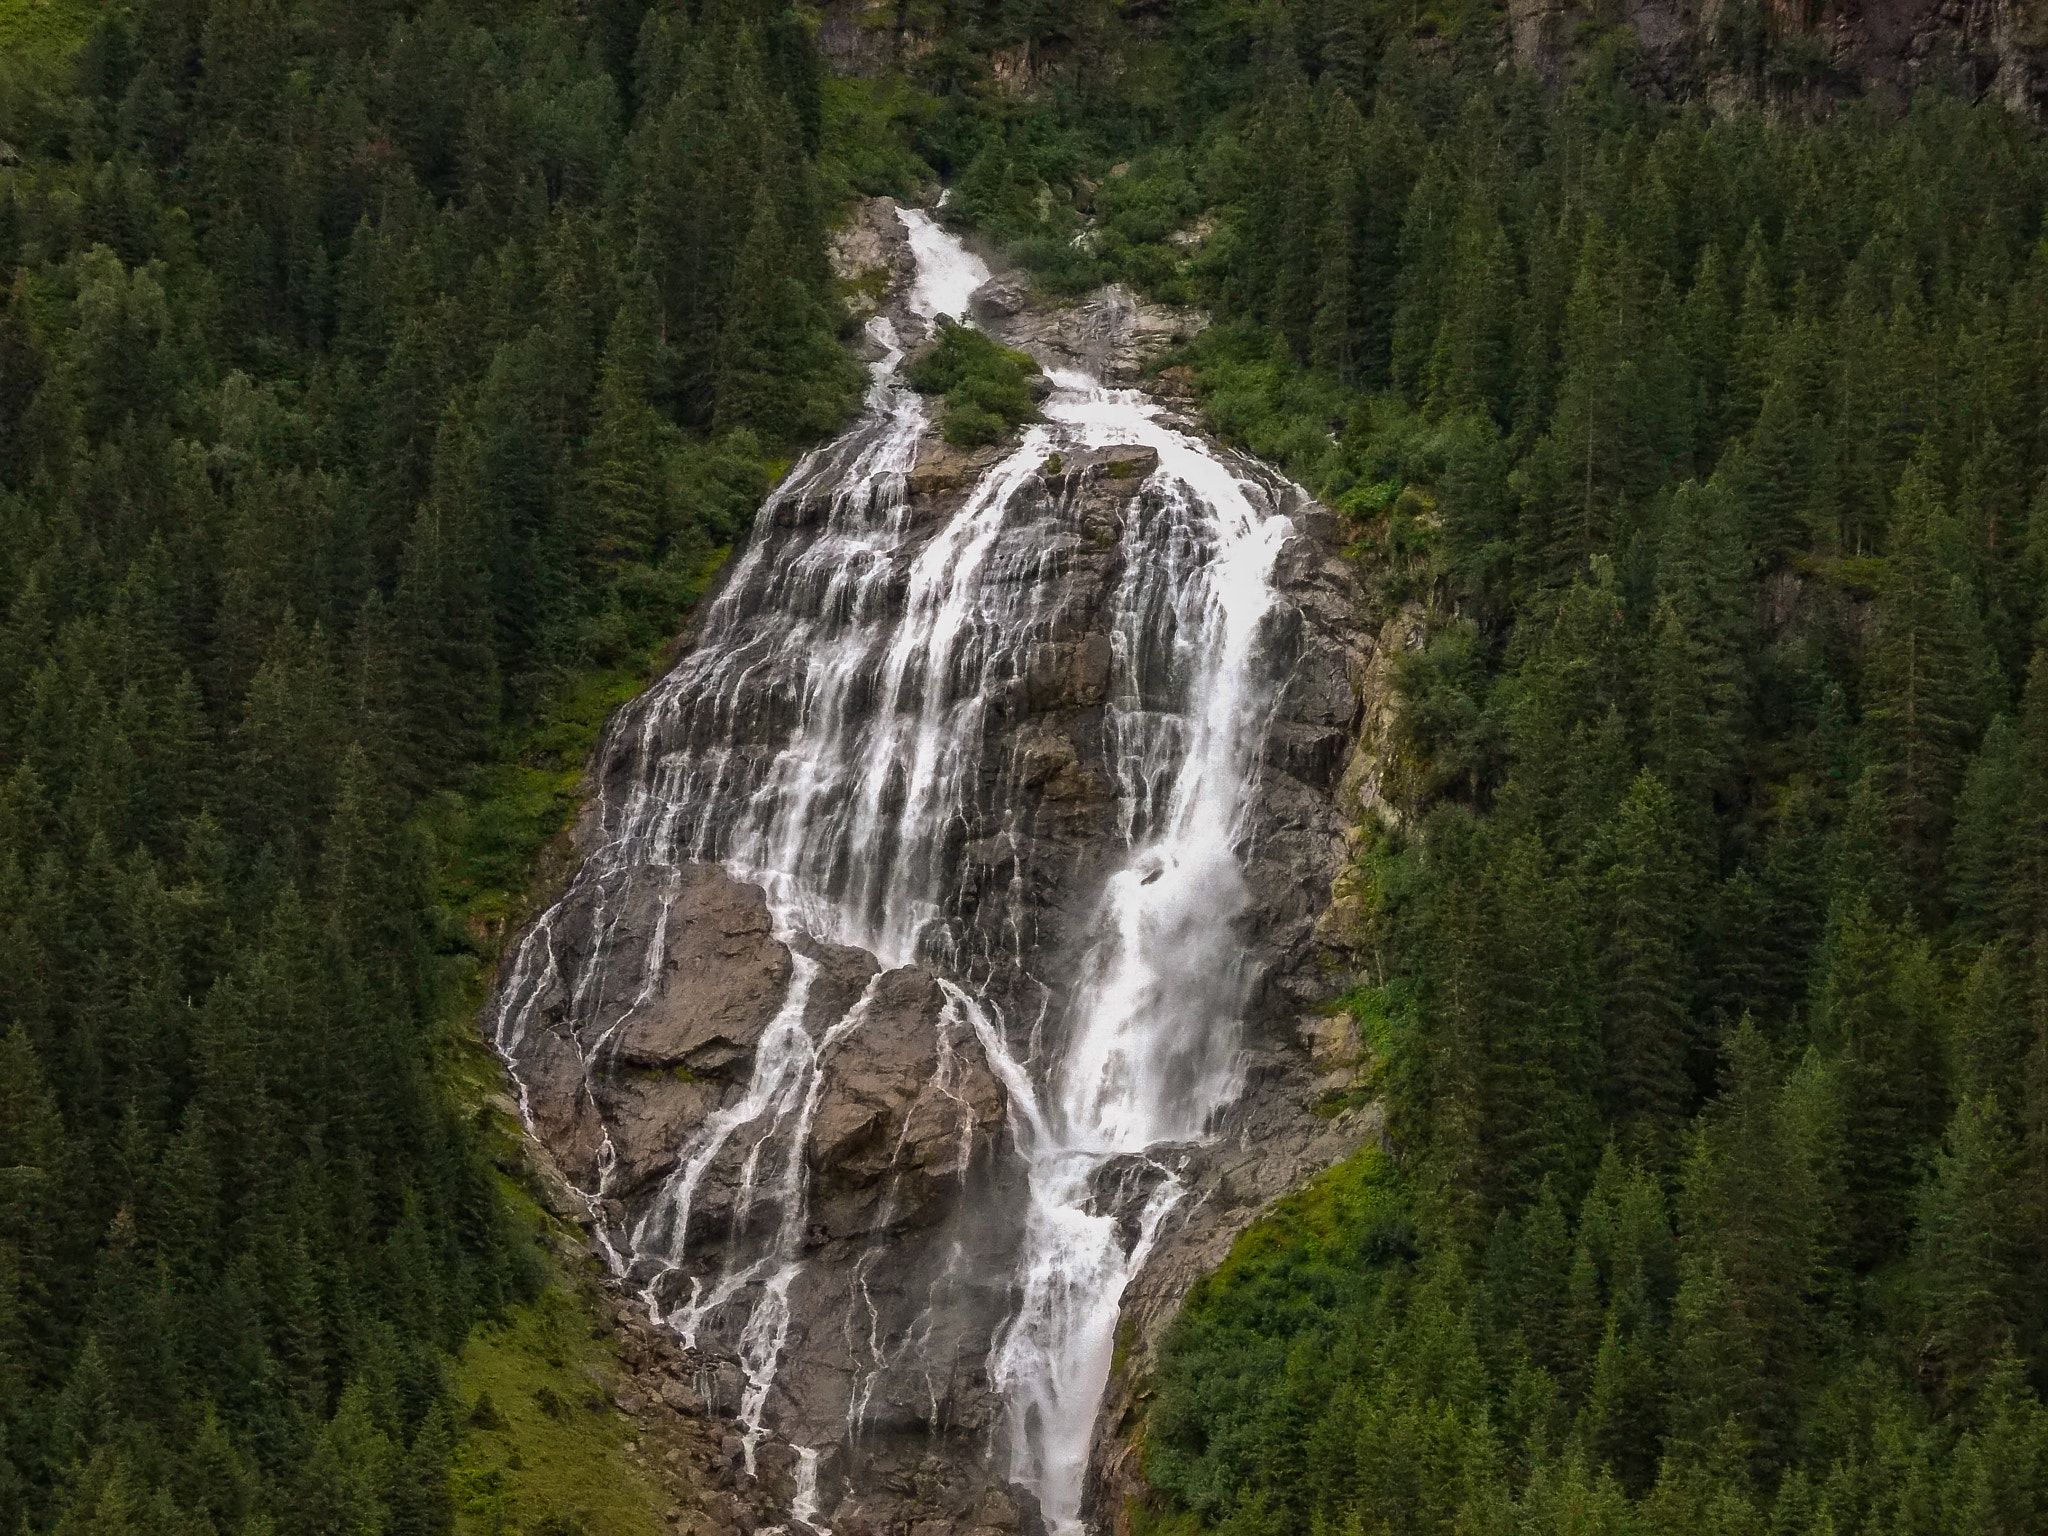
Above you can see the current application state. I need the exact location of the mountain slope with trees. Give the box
[864,1,2048,1531]
[6,0,2048,1529]
[0,0,864,1528]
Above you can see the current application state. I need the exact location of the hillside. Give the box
[3,0,2047,1532]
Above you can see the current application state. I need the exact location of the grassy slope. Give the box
[1132,1146,1405,1535]
[447,1186,667,1536]
[0,0,99,68]
[426,547,733,1536]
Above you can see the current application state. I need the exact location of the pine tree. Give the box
[1595,773,1695,1167]
[713,190,855,443]
[1681,244,1732,464]
[1810,900,1948,1269]
[1865,459,2003,885]
[1913,1093,2024,1395]
[580,303,675,570]
[1951,714,2026,942]
[1673,1025,1837,1477]
[1427,196,1515,424]
[1311,96,1367,386]
[1722,234,1774,437]
[1999,652,2048,946]
[231,617,343,880]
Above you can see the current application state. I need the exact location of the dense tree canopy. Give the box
[7,0,2048,1526]
[0,0,857,1527]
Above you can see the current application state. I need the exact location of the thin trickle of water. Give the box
[791,1448,829,1534]
[487,201,1303,1535]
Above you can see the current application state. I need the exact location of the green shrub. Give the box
[907,319,1042,446]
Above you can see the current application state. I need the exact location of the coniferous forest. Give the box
[4,0,2048,1528]
[0,0,856,1527]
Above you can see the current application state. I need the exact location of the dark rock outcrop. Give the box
[816,0,2047,117]
[1510,0,2047,112]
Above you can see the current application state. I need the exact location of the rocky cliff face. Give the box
[1510,0,2047,113]
[818,0,2047,116]
[485,201,1389,1534]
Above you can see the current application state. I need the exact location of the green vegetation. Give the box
[878,0,2048,1531]
[0,0,859,1525]
[0,0,101,67]
[8,0,2048,1525]
[907,318,1042,445]
[449,1283,665,1536]
[818,74,942,204]
[426,544,729,949]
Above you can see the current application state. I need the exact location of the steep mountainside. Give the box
[488,203,1381,1533]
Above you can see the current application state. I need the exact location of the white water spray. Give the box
[979,377,1294,1533]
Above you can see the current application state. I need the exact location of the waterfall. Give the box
[488,203,1304,1534]
[979,377,1294,1533]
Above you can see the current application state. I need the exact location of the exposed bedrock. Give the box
[489,200,1392,1534]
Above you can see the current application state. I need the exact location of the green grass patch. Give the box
[1144,1146,1414,1523]
[0,0,101,67]
[450,1278,668,1536]
[1193,1143,1402,1303]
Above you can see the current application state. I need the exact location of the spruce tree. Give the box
[1595,772,1695,1168]
[581,304,675,571]
[1865,460,2002,885]
[713,190,855,443]
[1913,1093,2024,1396]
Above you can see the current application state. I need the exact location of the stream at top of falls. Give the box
[489,206,1302,1536]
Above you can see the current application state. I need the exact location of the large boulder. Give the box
[808,967,1006,1236]
[613,864,791,1076]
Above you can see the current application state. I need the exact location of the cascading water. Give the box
[978,378,1295,1533]
[487,202,1314,1533]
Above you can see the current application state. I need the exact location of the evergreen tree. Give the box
[1865,459,2003,885]
[1594,773,1695,1167]
[1913,1093,2024,1397]
[581,304,675,571]
[713,189,857,442]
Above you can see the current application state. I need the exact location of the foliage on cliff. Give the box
[0,0,861,1528]
[907,317,1041,445]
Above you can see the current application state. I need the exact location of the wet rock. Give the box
[808,968,1005,1221]
[602,1074,729,1194]
[522,1140,591,1224]
[754,1442,801,1500]
[1299,1011,1366,1080]
[987,282,1208,385]
[492,195,1381,1536]
[831,200,915,324]
[614,865,789,1076]
[907,436,1003,504]
[1089,446,1159,483]
[494,860,800,1189]
[970,275,1031,320]
[1025,634,1113,710]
